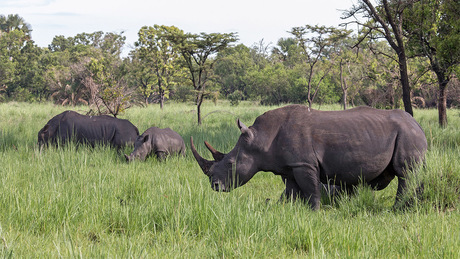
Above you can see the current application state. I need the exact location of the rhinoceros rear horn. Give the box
[204,141,225,161]
[190,137,214,175]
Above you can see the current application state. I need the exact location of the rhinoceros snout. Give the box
[125,154,133,162]
[212,181,228,192]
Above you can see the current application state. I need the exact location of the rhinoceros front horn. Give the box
[204,141,225,161]
[190,137,214,176]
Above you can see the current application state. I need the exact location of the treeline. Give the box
[0,0,459,126]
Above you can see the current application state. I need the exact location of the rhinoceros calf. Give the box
[125,127,185,161]
[38,111,139,149]
[191,105,428,210]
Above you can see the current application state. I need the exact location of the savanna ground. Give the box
[0,101,459,258]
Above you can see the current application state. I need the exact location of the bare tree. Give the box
[85,58,134,117]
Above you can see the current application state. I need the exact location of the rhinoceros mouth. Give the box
[212,181,228,192]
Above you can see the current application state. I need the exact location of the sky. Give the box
[1,0,356,55]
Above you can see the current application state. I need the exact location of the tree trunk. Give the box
[196,91,204,125]
[430,60,450,127]
[306,81,312,109]
[398,53,413,116]
[436,73,449,127]
[340,61,348,110]
[158,79,164,109]
[160,94,164,109]
[438,84,448,127]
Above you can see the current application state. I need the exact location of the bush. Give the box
[228,90,243,106]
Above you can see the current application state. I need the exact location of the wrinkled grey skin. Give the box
[125,127,185,162]
[191,105,427,210]
[38,111,139,150]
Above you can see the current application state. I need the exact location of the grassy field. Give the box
[0,101,459,258]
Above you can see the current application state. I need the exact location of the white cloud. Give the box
[0,0,54,7]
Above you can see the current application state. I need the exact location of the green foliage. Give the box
[405,0,460,72]
[214,44,255,98]
[0,21,48,101]
[228,90,243,106]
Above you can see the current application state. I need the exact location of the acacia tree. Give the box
[290,25,350,108]
[344,0,416,116]
[168,31,238,124]
[404,0,460,126]
[134,25,183,109]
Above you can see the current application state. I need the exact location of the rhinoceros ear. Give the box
[42,124,50,134]
[237,119,253,139]
[143,135,149,143]
[204,141,225,161]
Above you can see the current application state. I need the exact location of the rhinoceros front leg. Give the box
[280,176,306,202]
[155,151,167,161]
[292,166,321,210]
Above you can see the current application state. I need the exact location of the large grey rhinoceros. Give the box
[125,127,186,161]
[191,105,427,210]
[38,111,139,149]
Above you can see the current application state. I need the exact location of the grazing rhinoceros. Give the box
[125,127,186,161]
[191,105,427,210]
[38,111,139,149]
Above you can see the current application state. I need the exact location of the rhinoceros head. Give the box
[125,134,151,162]
[38,124,52,148]
[191,119,259,192]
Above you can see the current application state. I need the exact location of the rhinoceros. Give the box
[191,105,427,210]
[38,111,139,149]
[125,127,186,161]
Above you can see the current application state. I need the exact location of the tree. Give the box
[344,0,416,116]
[272,37,303,68]
[0,14,32,41]
[0,29,20,94]
[404,0,460,126]
[134,25,184,108]
[339,53,356,110]
[290,25,350,108]
[46,31,128,109]
[86,58,133,117]
[168,31,238,124]
[361,41,403,108]
[46,56,90,106]
[0,15,43,101]
[214,44,255,99]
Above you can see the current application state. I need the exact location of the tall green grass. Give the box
[0,101,459,257]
